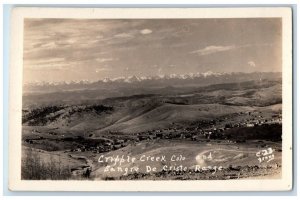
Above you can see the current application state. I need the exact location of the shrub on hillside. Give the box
[21,148,72,180]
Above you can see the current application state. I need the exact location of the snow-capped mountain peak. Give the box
[24,71,226,86]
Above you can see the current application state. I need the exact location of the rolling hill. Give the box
[22,78,281,136]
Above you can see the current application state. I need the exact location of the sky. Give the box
[23,18,282,83]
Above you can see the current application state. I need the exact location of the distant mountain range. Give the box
[23,71,281,94]
[24,71,233,86]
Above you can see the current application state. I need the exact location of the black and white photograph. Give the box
[8,7,293,191]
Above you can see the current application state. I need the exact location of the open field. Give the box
[92,140,281,180]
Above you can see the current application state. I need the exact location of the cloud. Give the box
[30,57,66,64]
[39,42,58,49]
[140,29,152,35]
[114,33,134,38]
[95,68,112,73]
[190,45,236,56]
[24,57,68,70]
[248,61,256,67]
[95,58,116,63]
[26,63,69,71]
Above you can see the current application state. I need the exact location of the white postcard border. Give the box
[8,7,293,191]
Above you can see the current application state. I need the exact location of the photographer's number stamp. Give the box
[256,148,275,163]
